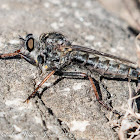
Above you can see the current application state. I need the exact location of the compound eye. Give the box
[26,34,34,52]
[37,55,44,64]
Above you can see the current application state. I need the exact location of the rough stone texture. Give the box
[0,0,138,140]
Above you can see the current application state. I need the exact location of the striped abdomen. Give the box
[72,51,139,80]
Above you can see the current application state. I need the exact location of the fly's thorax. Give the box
[39,32,71,48]
[38,32,73,70]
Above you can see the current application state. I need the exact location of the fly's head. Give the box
[19,33,41,66]
[19,33,49,72]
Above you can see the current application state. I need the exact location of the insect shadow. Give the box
[36,72,113,108]
[101,76,140,112]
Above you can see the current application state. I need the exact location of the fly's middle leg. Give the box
[57,71,112,111]
[24,70,56,103]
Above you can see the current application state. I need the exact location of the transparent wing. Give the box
[71,45,136,65]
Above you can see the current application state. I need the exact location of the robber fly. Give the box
[0,32,139,111]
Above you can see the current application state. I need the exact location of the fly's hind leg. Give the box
[56,71,112,111]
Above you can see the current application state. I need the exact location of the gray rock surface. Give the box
[0,0,138,140]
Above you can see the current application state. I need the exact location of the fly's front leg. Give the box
[0,50,21,59]
[0,50,36,65]
[57,71,112,111]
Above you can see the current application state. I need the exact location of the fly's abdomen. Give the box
[91,56,138,80]
[104,61,138,80]
[73,52,139,80]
